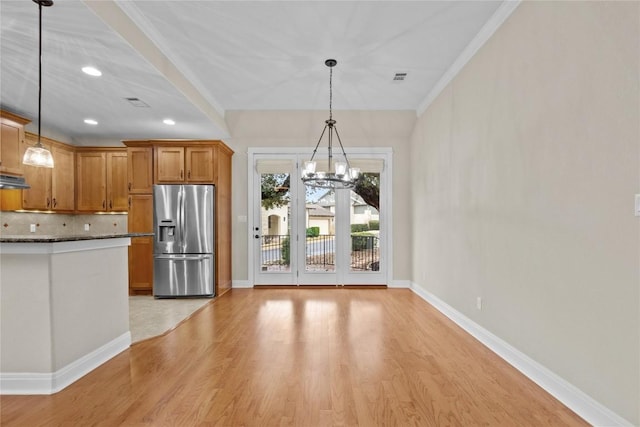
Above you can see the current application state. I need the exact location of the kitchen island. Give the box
[0,233,150,394]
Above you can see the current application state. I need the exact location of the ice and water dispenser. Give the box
[158,219,176,243]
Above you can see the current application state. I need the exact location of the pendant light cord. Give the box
[328,65,332,121]
[37,0,43,146]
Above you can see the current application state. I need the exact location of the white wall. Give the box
[410,1,639,424]
[225,110,415,283]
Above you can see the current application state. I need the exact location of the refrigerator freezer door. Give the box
[153,185,183,255]
[181,185,214,254]
[153,254,215,297]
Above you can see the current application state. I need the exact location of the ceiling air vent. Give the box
[393,73,407,81]
[124,97,150,108]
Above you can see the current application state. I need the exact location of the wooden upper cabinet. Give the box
[127,146,153,193]
[155,146,185,182]
[50,144,75,211]
[21,136,75,211]
[186,147,214,182]
[155,145,214,183]
[76,151,107,211]
[108,152,128,211]
[76,149,127,212]
[22,141,51,210]
[0,110,29,176]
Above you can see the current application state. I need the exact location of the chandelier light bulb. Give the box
[334,161,347,178]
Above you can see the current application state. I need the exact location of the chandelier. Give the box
[301,59,359,189]
[23,0,55,168]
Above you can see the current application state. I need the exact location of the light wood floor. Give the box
[1,288,587,426]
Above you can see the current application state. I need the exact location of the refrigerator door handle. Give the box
[156,255,211,261]
[178,187,185,252]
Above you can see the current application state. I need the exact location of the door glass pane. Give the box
[260,172,291,272]
[350,173,380,272]
[305,187,335,272]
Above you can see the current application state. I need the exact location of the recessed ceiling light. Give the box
[82,66,102,77]
[84,119,98,125]
[163,119,176,125]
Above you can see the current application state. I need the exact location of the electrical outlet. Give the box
[84,223,90,231]
[476,297,482,310]
[30,224,36,233]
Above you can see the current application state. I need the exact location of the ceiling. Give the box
[0,1,506,146]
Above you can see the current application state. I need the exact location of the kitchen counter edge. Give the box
[0,233,153,243]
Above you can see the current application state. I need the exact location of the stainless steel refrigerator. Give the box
[153,184,215,297]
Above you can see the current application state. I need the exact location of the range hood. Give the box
[0,175,30,190]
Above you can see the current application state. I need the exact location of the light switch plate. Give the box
[635,194,640,217]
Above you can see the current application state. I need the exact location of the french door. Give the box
[250,150,390,286]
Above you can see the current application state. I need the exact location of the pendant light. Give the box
[23,0,54,169]
[301,59,359,189]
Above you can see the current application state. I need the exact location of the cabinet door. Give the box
[0,118,25,176]
[51,145,75,211]
[22,147,51,210]
[155,146,184,182]
[127,147,153,193]
[107,152,128,211]
[76,152,107,211]
[185,146,214,182]
[128,194,154,294]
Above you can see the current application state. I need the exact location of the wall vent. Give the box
[393,73,407,81]
[124,97,150,108]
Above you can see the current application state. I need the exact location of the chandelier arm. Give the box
[309,124,329,162]
[332,125,352,170]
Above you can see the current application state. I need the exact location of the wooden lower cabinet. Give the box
[128,194,153,295]
[129,237,154,295]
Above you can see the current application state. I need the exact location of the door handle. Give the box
[128,182,132,191]
[46,198,50,208]
[156,255,210,261]
[180,170,184,179]
[109,200,113,209]
[52,198,57,208]
[188,170,191,179]
[254,235,260,239]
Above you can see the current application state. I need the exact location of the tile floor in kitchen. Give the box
[128,296,212,343]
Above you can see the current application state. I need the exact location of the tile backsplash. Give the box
[0,212,127,236]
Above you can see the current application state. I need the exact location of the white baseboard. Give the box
[409,282,633,427]
[1,331,131,395]
[388,280,411,288]
[232,280,252,288]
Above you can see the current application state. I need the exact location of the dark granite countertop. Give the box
[0,233,153,243]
